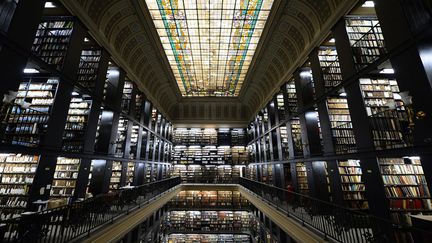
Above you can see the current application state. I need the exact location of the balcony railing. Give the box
[0,177,181,243]
[239,177,431,243]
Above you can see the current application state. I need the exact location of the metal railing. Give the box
[179,177,240,184]
[168,198,251,210]
[350,23,387,71]
[0,177,181,243]
[239,177,431,243]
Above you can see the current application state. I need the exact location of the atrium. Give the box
[0,0,431,242]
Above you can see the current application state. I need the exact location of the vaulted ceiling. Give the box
[60,0,358,125]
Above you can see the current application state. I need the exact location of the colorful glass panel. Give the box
[145,0,274,97]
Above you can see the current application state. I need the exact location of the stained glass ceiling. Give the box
[144,0,274,97]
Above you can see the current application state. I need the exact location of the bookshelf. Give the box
[286,79,297,114]
[165,210,251,232]
[126,162,135,186]
[217,129,231,145]
[0,153,39,219]
[109,161,122,191]
[173,144,247,166]
[134,92,143,122]
[172,165,240,183]
[151,164,159,182]
[338,160,369,210]
[31,19,74,70]
[276,93,286,121]
[318,46,343,90]
[262,109,269,132]
[51,157,80,198]
[345,17,385,69]
[291,117,303,156]
[121,80,133,113]
[151,108,157,131]
[359,78,410,149]
[129,124,139,159]
[166,234,251,243]
[77,49,101,92]
[169,190,250,209]
[231,146,248,165]
[327,97,357,154]
[296,163,308,195]
[4,77,59,147]
[62,92,92,152]
[114,115,127,157]
[261,165,273,185]
[378,157,432,225]
[247,144,256,163]
[279,125,290,159]
[231,129,246,146]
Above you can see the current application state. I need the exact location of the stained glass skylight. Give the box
[145,0,274,97]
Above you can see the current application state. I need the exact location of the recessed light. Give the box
[329,38,336,43]
[380,68,394,74]
[44,2,56,8]
[23,68,39,74]
[362,1,375,8]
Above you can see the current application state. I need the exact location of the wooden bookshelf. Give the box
[51,157,80,198]
[109,161,122,191]
[134,92,143,122]
[359,78,410,149]
[296,162,309,195]
[173,144,247,166]
[145,163,152,183]
[327,97,357,154]
[121,80,133,113]
[338,160,369,210]
[291,117,303,156]
[114,115,127,157]
[31,19,74,70]
[231,129,246,146]
[4,78,59,147]
[0,153,39,220]
[172,165,240,183]
[76,49,101,92]
[231,146,248,165]
[165,210,251,232]
[62,92,91,152]
[318,46,343,90]
[129,124,139,159]
[378,157,432,225]
[286,79,297,114]
[126,162,134,186]
[276,92,286,121]
[166,234,250,243]
[169,190,250,209]
[345,17,385,69]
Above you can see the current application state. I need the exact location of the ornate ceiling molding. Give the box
[60,0,358,124]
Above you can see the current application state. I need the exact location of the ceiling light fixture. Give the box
[380,68,394,74]
[23,68,40,74]
[44,2,56,8]
[362,1,375,8]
